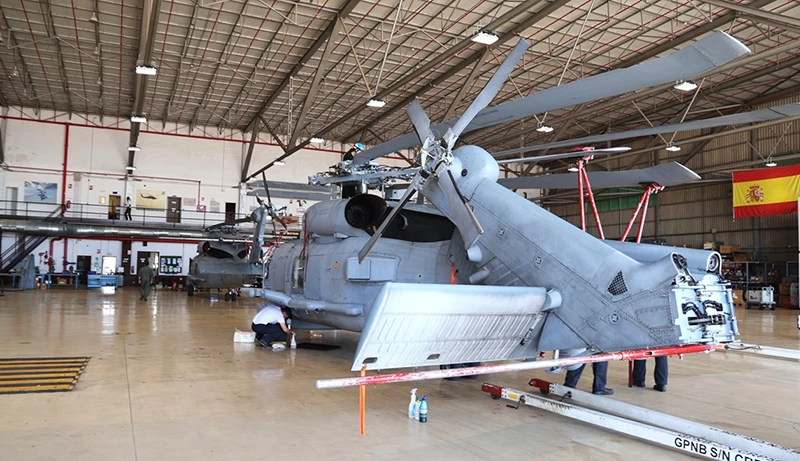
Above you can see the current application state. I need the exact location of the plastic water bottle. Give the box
[419,396,428,423]
[414,397,421,420]
[408,388,418,418]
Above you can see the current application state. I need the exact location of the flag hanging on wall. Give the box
[732,164,800,218]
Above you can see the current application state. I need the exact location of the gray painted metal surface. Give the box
[498,162,700,190]
[352,283,550,371]
[249,34,742,372]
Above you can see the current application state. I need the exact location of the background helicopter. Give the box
[187,176,287,300]
[247,34,750,373]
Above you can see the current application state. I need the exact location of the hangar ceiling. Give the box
[1,0,799,166]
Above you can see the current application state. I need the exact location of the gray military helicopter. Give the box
[248,33,751,373]
[187,178,287,300]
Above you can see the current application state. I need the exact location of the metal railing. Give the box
[0,204,63,272]
[0,200,255,230]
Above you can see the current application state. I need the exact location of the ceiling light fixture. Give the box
[309,137,325,144]
[665,143,681,152]
[765,157,778,167]
[11,66,19,77]
[673,80,698,92]
[273,160,286,166]
[125,165,136,171]
[366,98,386,108]
[130,114,147,123]
[135,65,157,76]
[89,11,99,23]
[127,145,141,152]
[96,76,102,86]
[536,123,554,133]
[471,29,499,45]
[93,45,100,56]
[567,165,580,172]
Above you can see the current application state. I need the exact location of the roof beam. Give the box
[161,0,198,127]
[241,117,259,183]
[127,0,162,170]
[38,0,72,116]
[442,48,489,122]
[246,0,362,132]
[245,0,570,181]
[338,0,572,142]
[287,16,343,149]
[190,0,249,129]
[259,113,287,152]
[0,11,40,106]
[696,0,800,33]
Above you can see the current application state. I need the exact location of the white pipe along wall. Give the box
[0,109,407,276]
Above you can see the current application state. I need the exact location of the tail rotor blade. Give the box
[357,175,422,263]
[445,39,529,149]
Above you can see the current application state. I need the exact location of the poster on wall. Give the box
[24,181,58,203]
[135,189,166,209]
[209,198,220,213]
[183,197,197,209]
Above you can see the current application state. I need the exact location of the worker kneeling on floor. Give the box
[252,304,292,350]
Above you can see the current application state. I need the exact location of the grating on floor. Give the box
[0,357,91,394]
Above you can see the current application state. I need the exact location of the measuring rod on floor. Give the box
[482,380,800,461]
[722,343,800,361]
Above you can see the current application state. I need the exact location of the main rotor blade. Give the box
[312,168,420,186]
[498,161,700,190]
[496,147,631,165]
[407,99,433,146]
[494,103,800,157]
[262,172,273,206]
[351,31,749,164]
[358,174,422,263]
[446,39,529,149]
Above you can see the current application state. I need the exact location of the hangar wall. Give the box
[547,94,800,263]
[0,108,406,275]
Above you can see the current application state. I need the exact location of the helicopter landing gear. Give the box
[187,284,195,297]
[223,288,239,302]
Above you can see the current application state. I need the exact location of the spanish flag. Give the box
[732,164,800,218]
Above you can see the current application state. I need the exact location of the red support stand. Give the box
[619,183,664,243]
[573,156,604,239]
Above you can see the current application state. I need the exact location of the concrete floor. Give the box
[1,288,799,461]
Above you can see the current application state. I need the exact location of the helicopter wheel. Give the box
[187,284,194,297]
[224,292,231,302]
[231,293,237,302]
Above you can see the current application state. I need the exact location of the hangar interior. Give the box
[0,0,799,459]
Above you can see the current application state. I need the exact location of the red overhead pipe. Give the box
[0,115,356,156]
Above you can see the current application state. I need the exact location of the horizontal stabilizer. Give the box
[499,162,700,190]
[352,283,553,371]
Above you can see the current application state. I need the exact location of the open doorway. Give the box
[5,187,18,215]
[102,256,117,275]
[137,251,159,276]
[108,194,121,220]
